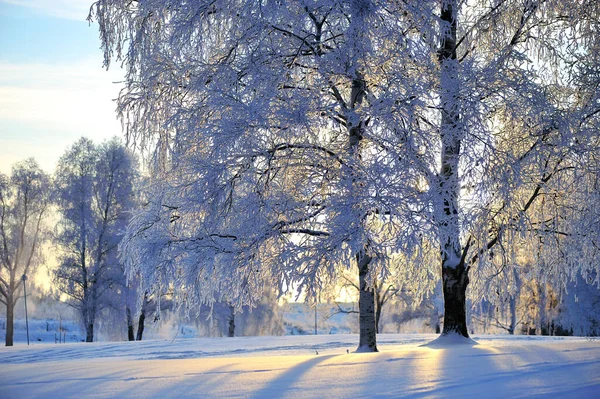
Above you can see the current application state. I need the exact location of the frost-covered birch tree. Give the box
[92,0,425,351]
[0,159,50,346]
[391,0,600,337]
[92,0,600,343]
[54,137,137,342]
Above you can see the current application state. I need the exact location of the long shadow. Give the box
[391,340,600,398]
[401,344,500,398]
[357,349,423,398]
[354,341,500,398]
[120,363,236,399]
[251,355,336,399]
[1,364,127,399]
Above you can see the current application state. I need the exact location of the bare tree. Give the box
[0,159,50,346]
[54,138,137,342]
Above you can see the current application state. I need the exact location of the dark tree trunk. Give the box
[5,295,14,346]
[84,293,96,343]
[136,308,146,341]
[441,264,469,337]
[227,305,235,338]
[537,282,547,336]
[126,307,135,341]
[508,294,517,335]
[356,252,378,352]
[437,0,470,338]
[375,295,382,334]
[85,322,94,342]
[84,295,96,343]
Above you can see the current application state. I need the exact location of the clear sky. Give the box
[0,0,125,174]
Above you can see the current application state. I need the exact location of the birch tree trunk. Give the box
[437,0,470,337]
[347,68,378,352]
[357,251,378,352]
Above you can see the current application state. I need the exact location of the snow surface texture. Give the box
[1,334,599,398]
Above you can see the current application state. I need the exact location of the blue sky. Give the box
[0,0,125,174]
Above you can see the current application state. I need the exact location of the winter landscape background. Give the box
[3,0,600,397]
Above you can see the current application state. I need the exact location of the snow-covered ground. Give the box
[1,334,599,398]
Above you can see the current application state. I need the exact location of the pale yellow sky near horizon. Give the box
[0,60,126,175]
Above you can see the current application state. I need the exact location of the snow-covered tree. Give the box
[53,137,137,342]
[0,159,51,346]
[92,0,600,344]
[94,0,425,352]
[390,0,600,337]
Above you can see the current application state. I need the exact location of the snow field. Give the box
[1,334,599,398]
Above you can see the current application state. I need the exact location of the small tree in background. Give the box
[0,159,51,346]
[53,137,137,342]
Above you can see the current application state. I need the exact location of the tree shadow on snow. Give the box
[250,355,336,399]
